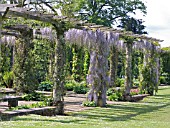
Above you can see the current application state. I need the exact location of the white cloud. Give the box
[140,0,170,47]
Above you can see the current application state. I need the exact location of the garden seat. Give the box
[0,96,22,107]
[130,94,149,102]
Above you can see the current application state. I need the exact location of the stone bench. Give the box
[130,94,150,102]
[0,96,22,107]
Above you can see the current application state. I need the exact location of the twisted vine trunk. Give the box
[87,44,109,107]
[53,35,65,115]
[87,52,108,107]
[124,42,133,99]
[155,56,160,93]
[150,44,159,95]
[109,45,118,87]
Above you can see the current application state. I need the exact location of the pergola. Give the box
[0,4,163,114]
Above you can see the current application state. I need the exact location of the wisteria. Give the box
[33,27,56,41]
[1,36,16,46]
[65,28,122,106]
[65,28,120,50]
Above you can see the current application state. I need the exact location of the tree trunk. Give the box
[109,45,118,87]
[87,50,108,107]
[53,35,65,115]
[124,42,133,99]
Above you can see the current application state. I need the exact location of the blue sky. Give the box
[140,0,170,47]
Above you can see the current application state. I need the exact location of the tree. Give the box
[118,16,147,34]
[79,0,146,26]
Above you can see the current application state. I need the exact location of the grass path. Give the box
[0,86,170,128]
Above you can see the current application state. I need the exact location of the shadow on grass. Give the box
[3,87,170,124]
[10,116,86,124]
[71,102,170,122]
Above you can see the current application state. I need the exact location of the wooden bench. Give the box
[0,96,22,107]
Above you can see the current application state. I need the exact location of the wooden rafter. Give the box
[1,31,19,37]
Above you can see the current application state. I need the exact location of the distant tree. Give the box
[118,16,147,34]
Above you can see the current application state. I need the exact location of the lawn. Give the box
[0,86,170,128]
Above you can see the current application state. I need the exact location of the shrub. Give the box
[160,76,167,84]
[65,80,78,91]
[38,81,53,91]
[133,79,139,87]
[43,97,53,106]
[115,78,125,87]
[65,80,88,93]
[82,101,96,107]
[108,93,119,101]
[3,71,14,88]
[107,88,115,96]
[107,87,124,101]
[79,81,87,87]
[65,83,75,91]
[73,85,88,94]
[23,91,46,101]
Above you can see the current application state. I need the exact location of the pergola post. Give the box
[53,34,66,115]
[87,49,108,107]
[124,41,133,99]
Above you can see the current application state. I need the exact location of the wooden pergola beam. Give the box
[7,10,59,25]
[1,31,19,37]
[4,25,31,32]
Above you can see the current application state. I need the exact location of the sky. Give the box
[139,0,170,47]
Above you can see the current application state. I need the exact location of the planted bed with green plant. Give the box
[7,98,53,111]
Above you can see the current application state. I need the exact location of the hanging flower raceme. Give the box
[1,36,16,46]
[133,40,145,51]
[133,39,161,53]
[106,31,119,46]
[116,40,126,52]
[33,27,56,41]
[65,28,120,51]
